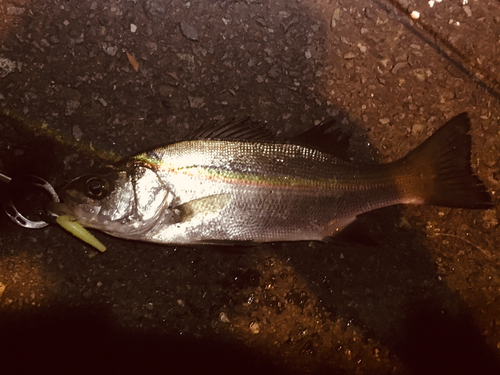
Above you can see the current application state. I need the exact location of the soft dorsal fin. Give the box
[291,117,351,160]
[184,118,275,141]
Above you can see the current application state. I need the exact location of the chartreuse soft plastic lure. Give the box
[56,215,106,252]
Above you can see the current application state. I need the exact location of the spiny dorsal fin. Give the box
[184,118,275,141]
[184,117,351,159]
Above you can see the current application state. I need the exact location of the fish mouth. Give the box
[45,201,98,225]
[45,201,160,238]
[45,201,76,219]
[45,202,107,252]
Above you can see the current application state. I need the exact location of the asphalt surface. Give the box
[1,0,500,374]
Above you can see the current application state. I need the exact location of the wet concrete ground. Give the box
[1,0,500,373]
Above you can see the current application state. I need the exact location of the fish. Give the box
[48,113,493,249]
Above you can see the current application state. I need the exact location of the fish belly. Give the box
[145,182,398,245]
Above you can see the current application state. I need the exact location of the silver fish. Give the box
[50,113,492,246]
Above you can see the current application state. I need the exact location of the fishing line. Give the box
[1,106,121,163]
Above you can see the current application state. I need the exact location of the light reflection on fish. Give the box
[49,113,492,248]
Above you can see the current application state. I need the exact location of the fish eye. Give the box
[84,177,108,199]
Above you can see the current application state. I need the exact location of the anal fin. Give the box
[325,218,378,247]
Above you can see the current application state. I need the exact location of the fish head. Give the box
[50,163,178,238]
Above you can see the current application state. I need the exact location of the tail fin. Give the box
[395,113,493,209]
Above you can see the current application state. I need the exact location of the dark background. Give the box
[1,0,500,373]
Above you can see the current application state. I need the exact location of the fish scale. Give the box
[132,140,402,243]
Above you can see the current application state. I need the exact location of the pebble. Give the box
[268,65,280,79]
[7,6,26,15]
[72,125,83,141]
[0,57,16,78]
[65,100,80,116]
[146,42,158,52]
[391,61,407,74]
[398,217,412,229]
[412,124,424,134]
[219,312,230,323]
[247,57,257,67]
[330,8,340,29]
[149,2,165,15]
[256,18,266,27]
[379,58,393,69]
[343,52,356,60]
[411,68,426,82]
[188,96,204,109]
[180,22,199,41]
[395,54,408,62]
[177,53,194,64]
[249,321,260,334]
[482,210,498,229]
[103,44,118,56]
[74,35,84,44]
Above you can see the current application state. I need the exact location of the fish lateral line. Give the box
[134,153,399,191]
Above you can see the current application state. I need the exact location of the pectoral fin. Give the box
[178,194,231,223]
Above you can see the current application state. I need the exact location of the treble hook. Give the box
[0,172,60,229]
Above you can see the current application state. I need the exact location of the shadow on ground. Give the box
[285,205,500,374]
[0,304,292,375]
[2,103,500,375]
